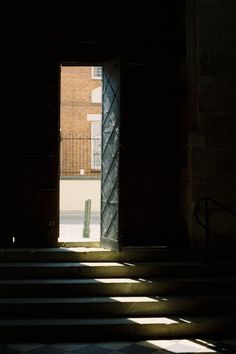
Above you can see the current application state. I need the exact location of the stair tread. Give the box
[0,278,142,284]
[0,248,191,253]
[0,262,131,267]
[1,248,235,265]
[1,261,236,266]
[0,294,236,303]
[1,246,234,254]
[0,297,159,303]
[0,276,235,284]
[0,315,235,326]
[0,248,109,252]
[0,262,215,267]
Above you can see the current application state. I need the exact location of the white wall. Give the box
[60,179,101,211]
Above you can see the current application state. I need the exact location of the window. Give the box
[91,121,101,170]
[92,66,102,79]
[91,86,102,103]
[87,114,101,122]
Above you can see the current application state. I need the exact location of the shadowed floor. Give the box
[1,339,236,354]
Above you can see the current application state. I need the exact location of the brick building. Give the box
[60,66,102,176]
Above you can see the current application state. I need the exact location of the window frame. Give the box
[91,120,101,171]
[91,66,102,79]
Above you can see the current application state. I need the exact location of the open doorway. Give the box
[59,61,121,250]
[59,65,102,243]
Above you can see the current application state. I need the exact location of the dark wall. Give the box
[0,2,189,247]
[186,0,236,250]
[120,29,187,246]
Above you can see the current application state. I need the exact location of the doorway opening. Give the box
[59,65,102,244]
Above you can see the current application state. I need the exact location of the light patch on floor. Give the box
[80,262,125,267]
[143,339,216,352]
[128,317,179,324]
[95,278,139,283]
[1,339,234,353]
[110,296,159,302]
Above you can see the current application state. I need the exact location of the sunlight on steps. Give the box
[94,278,140,283]
[110,296,160,302]
[128,317,179,324]
[145,339,216,352]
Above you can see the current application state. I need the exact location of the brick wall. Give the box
[60,66,102,176]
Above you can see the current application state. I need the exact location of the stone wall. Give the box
[187,0,236,249]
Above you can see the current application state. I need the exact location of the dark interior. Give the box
[1,1,236,252]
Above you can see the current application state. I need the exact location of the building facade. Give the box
[60,66,102,177]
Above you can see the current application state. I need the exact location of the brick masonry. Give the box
[60,66,102,176]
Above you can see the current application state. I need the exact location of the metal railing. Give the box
[194,196,236,262]
[60,133,101,177]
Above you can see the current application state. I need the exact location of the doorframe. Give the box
[57,61,121,249]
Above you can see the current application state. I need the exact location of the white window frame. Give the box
[91,121,101,170]
[91,86,102,103]
[87,114,101,122]
[91,66,102,79]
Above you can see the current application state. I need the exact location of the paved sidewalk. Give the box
[59,211,100,242]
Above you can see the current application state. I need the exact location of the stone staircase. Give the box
[0,247,236,342]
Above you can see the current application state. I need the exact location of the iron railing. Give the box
[60,133,101,177]
[194,196,236,261]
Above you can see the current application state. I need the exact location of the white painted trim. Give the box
[91,66,102,79]
[91,121,101,171]
[91,86,102,103]
[87,114,102,122]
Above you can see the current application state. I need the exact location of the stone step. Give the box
[0,316,235,342]
[0,247,208,263]
[0,295,235,318]
[0,261,235,279]
[0,277,235,297]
